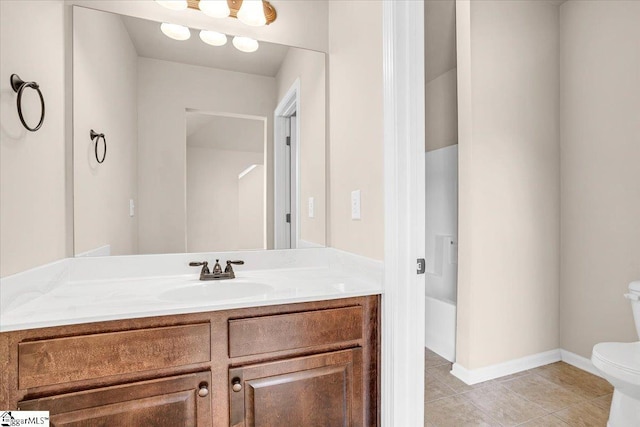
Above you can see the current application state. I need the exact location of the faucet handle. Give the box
[225,260,244,273]
[189,261,210,275]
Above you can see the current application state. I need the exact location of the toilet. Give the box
[592,281,640,427]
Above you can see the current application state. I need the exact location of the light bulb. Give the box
[200,30,227,46]
[232,36,259,53]
[160,23,191,41]
[198,0,230,18]
[155,0,188,11]
[237,0,266,27]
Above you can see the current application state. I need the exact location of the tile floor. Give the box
[424,348,614,426]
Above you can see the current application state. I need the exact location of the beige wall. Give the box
[238,165,266,250]
[73,8,138,256]
[0,1,67,277]
[456,0,561,369]
[275,48,326,246]
[559,0,640,358]
[186,146,263,252]
[425,0,458,153]
[426,69,458,153]
[328,1,384,260]
[137,58,276,254]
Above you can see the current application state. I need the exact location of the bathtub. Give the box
[425,294,456,362]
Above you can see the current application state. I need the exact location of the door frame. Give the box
[381,1,426,426]
[274,79,301,249]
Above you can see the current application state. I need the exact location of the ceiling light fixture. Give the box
[155,0,188,11]
[184,0,277,26]
[199,30,227,46]
[232,36,259,53]
[236,0,267,27]
[198,0,230,19]
[160,23,191,41]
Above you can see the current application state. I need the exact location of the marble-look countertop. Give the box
[0,249,383,332]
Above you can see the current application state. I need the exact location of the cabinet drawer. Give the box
[228,306,362,358]
[19,371,212,426]
[18,323,211,389]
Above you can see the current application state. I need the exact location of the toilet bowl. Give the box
[592,281,640,427]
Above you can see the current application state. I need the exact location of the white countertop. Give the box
[0,249,383,332]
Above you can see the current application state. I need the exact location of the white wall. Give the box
[275,48,326,247]
[73,7,138,256]
[186,146,263,252]
[137,58,276,254]
[328,1,384,260]
[425,145,458,303]
[0,1,67,277]
[559,0,640,358]
[456,0,561,370]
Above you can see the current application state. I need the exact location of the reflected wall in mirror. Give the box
[186,112,266,252]
[73,6,326,257]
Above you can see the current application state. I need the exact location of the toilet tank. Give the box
[626,281,640,338]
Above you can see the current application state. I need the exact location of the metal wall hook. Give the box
[90,130,107,164]
[11,74,45,132]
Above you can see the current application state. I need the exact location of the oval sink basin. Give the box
[160,281,273,303]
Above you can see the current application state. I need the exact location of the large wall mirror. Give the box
[72,6,326,257]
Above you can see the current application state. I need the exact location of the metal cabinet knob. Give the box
[198,383,209,397]
[232,378,242,392]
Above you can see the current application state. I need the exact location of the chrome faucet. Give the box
[189,259,244,281]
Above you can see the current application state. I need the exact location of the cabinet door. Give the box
[19,372,212,427]
[229,349,363,427]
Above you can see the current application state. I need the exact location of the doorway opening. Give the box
[274,80,301,249]
[424,0,459,364]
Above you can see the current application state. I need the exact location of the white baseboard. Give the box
[451,349,562,385]
[450,348,605,385]
[560,349,603,378]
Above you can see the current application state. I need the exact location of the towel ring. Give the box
[90,130,107,164]
[11,74,45,132]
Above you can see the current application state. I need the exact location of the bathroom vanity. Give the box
[0,249,382,426]
[0,296,378,426]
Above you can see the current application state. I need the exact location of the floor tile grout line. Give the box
[459,393,506,427]
[461,380,552,424]
[499,371,592,415]
[424,388,506,427]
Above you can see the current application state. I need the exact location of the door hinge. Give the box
[286,136,291,146]
[417,258,426,275]
[286,213,291,223]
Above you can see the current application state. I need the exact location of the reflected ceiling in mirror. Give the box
[72,6,326,257]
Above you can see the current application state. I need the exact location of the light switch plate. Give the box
[351,190,361,220]
[308,197,314,218]
[129,199,135,217]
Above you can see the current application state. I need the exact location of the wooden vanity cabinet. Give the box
[0,295,379,427]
